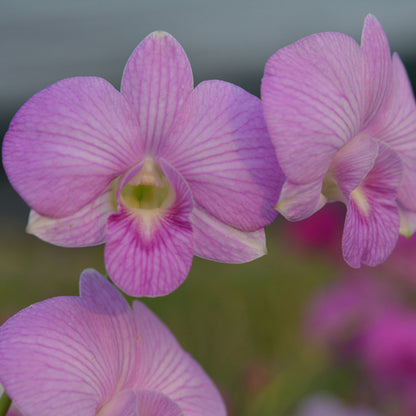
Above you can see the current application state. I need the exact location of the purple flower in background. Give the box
[361,310,416,414]
[292,394,380,416]
[3,31,282,297]
[0,269,226,416]
[262,15,416,268]
[306,272,399,357]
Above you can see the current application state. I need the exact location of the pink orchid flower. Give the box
[262,15,416,268]
[3,31,283,297]
[0,269,226,416]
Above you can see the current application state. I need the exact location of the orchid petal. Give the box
[105,160,194,297]
[398,203,416,238]
[0,269,138,416]
[331,133,379,196]
[98,390,139,416]
[164,80,282,230]
[262,31,363,183]
[365,53,416,212]
[191,205,267,262]
[99,389,184,416]
[132,301,227,416]
[2,77,143,218]
[342,144,402,267]
[26,187,115,247]
[276,179,326,221]
[135,390,184,416]
[121,31,193,155]
[361,14,392,120]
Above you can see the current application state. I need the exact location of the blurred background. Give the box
[2,1,416,415]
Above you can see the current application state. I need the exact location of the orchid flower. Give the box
[3,31,283,296]
[0,269,226,416]
[262,15,416,267]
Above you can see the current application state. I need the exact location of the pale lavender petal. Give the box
[121,31,193,155]
[262,31,363,183]
[191,205,267,263]
[163,80,282,230]
[98,390,139,416]
[399,204,416,237]
[330,133,379,196]
[105,160,194,297]
[26,187,115,247]
[99,389,184,416]
[3,77,143,218]
[360,14,392,120]
[365,53,416,212]
[135,390,184,416]
[132,301,227,416]
[0,269,138,416]
[276,179,326,221]
[342,144,402,267]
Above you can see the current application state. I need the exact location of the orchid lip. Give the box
[119,158,175,211]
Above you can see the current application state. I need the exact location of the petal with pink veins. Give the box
[360,14,392,120]
[132,302,227,416]
[365,53,416,212]
[105,160,194,297]
[2,77,143,218]
[0,269,138,416]
[121,31,193,155]
[342,144,402,267]
[276,179,326,221]
[26,187,115,247]
[164,80,282,231]
[191,205,267,263]
[262,30,363,184]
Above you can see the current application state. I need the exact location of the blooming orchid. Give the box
[3,31,282,297]
[0,269,226,416]
[262,15,416,267]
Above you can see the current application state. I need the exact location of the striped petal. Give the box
[342,144,402,267]
[191,205,267,263]
[262,30,363,184]
[26,187,115,247]
[0,269,138,416]
[163,80,282,231]
[121,31,193,155]
[105,160,194,297]
[2,77,143,218]
[132,302,227,416]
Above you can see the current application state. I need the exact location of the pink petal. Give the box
[121,31,193,155]
[105,160,194,297]
[98,390,184,416]
[163,80,282,231]
[26,187,115,247]
[276,179,326,221]
[98,390,139,416]
[330,133,379,196]
[0,269,138,416]
[191,205,267,263]
[360,14,392,120]
[262,30,363,184]
[132,301,227,416]
[342,144,402,267]
[135,390,184,416]
[365,53,416,212]
[2,77,143,218]
[399,204,416,237]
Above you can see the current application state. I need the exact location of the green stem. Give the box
[0,391,11,416]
